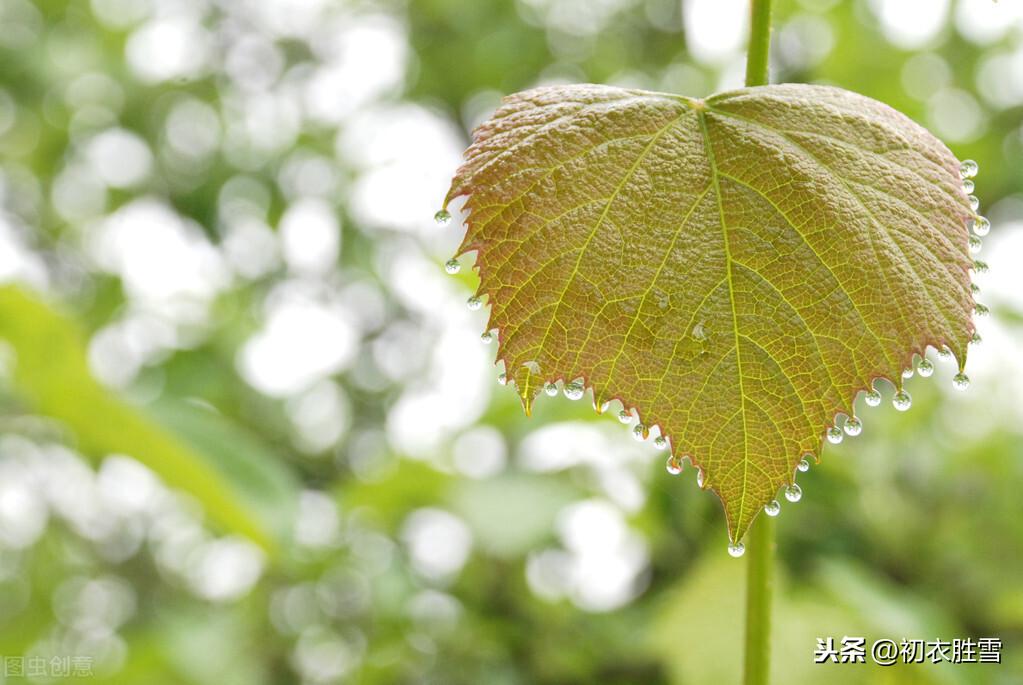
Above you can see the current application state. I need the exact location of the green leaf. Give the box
[444,84,977,542]
[0,285,290,556]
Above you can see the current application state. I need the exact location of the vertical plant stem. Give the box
[743,3,774,685]
[742,513,774,685]
[745,0,773,88]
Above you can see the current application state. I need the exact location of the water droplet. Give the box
[960,159,978,178]
[444,259,461,274]
[652,435,667,450]
[844,416,863,436]
[544,382,558,397]
[480,331,493,344]
[952,372,970,391]
[892,390,912,411]
[973,259,989,273]
[969,195,980,211]
[973,216,991,237]
[665,455,683,475]
[523,360,541,374]
[968,235,983,254]
[784,484,802,502]
[917,359,934,377]
[971,283,981,294]
[617,409,631,424]
[902,367,914,379]
[654,289,669,310]
[962,179,975,193]
[974,303,989,317]
[467,296,482,311]
[970,332,982,346]
[632,424,648,441]
[764,500,781,517]
[696,469,705,488]
[692,322,707,342]
[563,382,584,401]
[434,209,451,225]
[727,542,745,558]
[826,426,844,444]
[798,456,811,472]
[864,389,882,407]
[497,373,507,385]
[938,346,952,359]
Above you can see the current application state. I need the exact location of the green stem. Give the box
[742,3,774,685]
[745,0,773,88]
[742,513,774,685]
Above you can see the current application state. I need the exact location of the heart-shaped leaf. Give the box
[443,83,977,542]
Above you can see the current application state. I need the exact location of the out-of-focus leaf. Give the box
[0,285,287,556]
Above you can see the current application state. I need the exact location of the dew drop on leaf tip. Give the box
[617,409,632,424]
[974,303,989,317]
[434,209,451,225]
[467,295,482,311]
[970,332,982,346]
[665,455,683,475]
[543,382,558,397]
[902,367,914,379]
[826,426,843,444]
[563,381,584,401]
[784,483,802,503]
[892,390,912,411]
[917,359,934,377]
[696,469,705,488]
[973,216,990,237]
[497,373,507,385]
[844,416,863,436]
[654,435,668,450]
[444,258,461,274]
[960,159,979,179]
[632,423,648,441]
[727,542,745,558]
[968,235,983,254]
[797,456,811,472]
[952,372,970,391]
[971,283,981,295]
[969,195,980,212]
[480,331,493,344]
[973,259,989,273]
[864,388,882,407]
[764,500,781,517]
[938,346,952,359]
[962,179,975,193]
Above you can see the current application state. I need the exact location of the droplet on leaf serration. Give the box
[844,416,863,436]
[444,258,461,274]
[974,303,989,317]
[764,500,781,517]
[654,435,668,450]
[952,372,970,391]
[892,390,912,411]
[902,367,914,379]
[962,179,975,193]
[971,283,981,295]
[563,381,584,401]
[618,409,632,424]
[696,469,705,489]
[665,455,683,475]
[973,216,991,237]
[497,373,507,385]
[632,424,648,441]
[727,542,745,558]
[968,235,983,254]
[434,209,452,225]
[480,331,493,344]
[784,484,802,503]
[864,388,882,407]
[970,332,982,346]
[917,358,934,377]
[467,295,482,311]
[797,456,811,472]
[826,426,844,444]
[960,159,979,178]
[543,382,558,397]
[938,346,952,359]
[969,195,980,211]
[973,259,989,273]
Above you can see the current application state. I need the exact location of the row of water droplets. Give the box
[437,159,988,557]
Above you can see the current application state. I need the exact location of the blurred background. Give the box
[0,0,1021,683]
